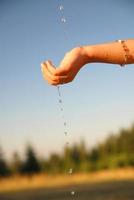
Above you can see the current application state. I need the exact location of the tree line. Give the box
[0,123,134,177]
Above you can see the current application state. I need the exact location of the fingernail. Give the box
[41,62,44,67]
[46,60,50,65]
[41,65,44,72]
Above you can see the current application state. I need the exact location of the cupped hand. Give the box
[41,47,89,85]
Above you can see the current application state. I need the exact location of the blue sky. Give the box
[0,0,134,159]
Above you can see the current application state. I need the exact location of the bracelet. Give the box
[117,40,131,67]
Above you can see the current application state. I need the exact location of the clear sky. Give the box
[0,0,134,159]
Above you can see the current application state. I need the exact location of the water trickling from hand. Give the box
[57,4,76,198]
[57,86,69,142]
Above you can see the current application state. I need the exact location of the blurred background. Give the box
[0,0,134,199]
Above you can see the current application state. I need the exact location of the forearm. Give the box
[83,39,134,65]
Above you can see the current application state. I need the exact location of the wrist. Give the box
[82,45,94,63]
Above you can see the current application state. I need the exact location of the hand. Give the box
[41,47,90,85]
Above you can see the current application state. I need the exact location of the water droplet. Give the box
[59,5,64,11]
[64,122,66,126]
[71,191,75,196]
[61,17,66,23]
[66,142,69,145]
[57,86,61,97]
[60,108,63,111]
[69,168,73,174]
[59,99,62,103]
[64,131,67,136]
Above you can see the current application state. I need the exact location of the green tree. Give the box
[48,153,62,173]
[11,152,22,174]
[21,145,41,175]
[0,146,10,177]
[62,146,74,172]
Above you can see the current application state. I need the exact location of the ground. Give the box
[0,180,134,200]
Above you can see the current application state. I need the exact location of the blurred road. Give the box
[0,180,134,200]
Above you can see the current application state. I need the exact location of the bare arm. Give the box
[84,39,134,65]
[41,39,134,85]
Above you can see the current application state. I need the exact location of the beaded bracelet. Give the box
[117,40,131,67]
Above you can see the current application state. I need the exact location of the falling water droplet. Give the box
[57,86,61,96]
[61,17,66,23]
[64,131,67,136]
[57,4,75,199]
[59,99,62,103]
[71,191,75,196]
[69,168,73,174]
[59,5,64,11]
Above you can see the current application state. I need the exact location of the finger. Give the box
[45,62,69,83]
[45,60,58,75]
[41,62,47,74]
[45,75,58,86]
[41,63,58,85]
[41,67,58,86]
[43,70,72,85]
[41,62,73,85]
[46,60,68,76]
